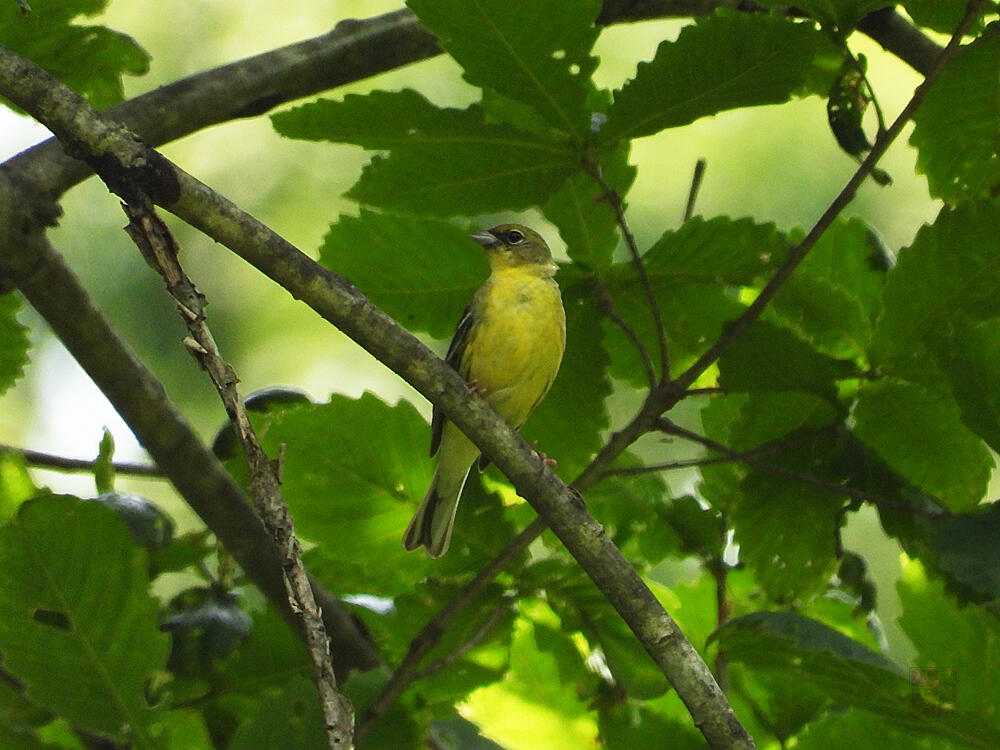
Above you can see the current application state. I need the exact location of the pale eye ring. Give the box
[506,229,525,244]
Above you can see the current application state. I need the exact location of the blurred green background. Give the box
[0,0,945,669]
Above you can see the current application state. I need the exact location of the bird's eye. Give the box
[506,229,525,244]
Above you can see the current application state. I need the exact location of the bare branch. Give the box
[120,201,353,747]
[1,445,161,477]
[585,159,671,381]
[684,158,707,222]
[592,279,657,390]
[655,418,951,520]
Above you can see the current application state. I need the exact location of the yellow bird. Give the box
[403,224,566,557]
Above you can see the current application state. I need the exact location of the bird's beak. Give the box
[469,230,500,248]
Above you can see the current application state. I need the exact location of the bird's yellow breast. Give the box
[462,266,565,428]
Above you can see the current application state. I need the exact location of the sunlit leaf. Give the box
[0,294,29,397]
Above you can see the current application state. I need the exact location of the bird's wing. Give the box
[430,301,477,457]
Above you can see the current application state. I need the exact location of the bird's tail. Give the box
[403,462,470,557]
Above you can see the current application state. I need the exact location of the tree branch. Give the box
[1,444,161,477]
[120,201,352,747]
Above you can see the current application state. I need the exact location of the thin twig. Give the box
[356,517,544,741]
[585,158,671,382]
[709,554,730,693]
[684,158,707,222]
[656,418,950,519]
[1,445,161,477]
[120,202,353,747]
[602,442,787,476]
[684,386,724,396]
[593,279,657,391]
[414,596,514,680]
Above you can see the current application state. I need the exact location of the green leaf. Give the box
[730,462,844,602]
[902,0,998,34]
[853,380,992,512]
[520,280,610,479]
[94,428,115,494]
[349,134,577,216]
[598,698,705,750]
[911,34,1000,202]
[227,676,326,750]
[930,315,1000,454]
[354,579,511,688]
[213,603,310,696]
[643,216,788,286]
[0,0,149,109]
[928,504,1000,600]
[343,671,421,750]
[897,559,1000,741]
[701,391,839,452]
[584,452,681,562]
[256,394,435,592]
[275,90,579,215]
[541,144,634,272]
[872,201,1000,377]
[257,395,520,592]
[711,611,912,716]
[0,495,167,746]
[601,14,837,142]
[319,211,487,340]
[726,664,828,743]
[539,564,672,698]
[461,615,599,749]
[718,320,855,397]
[406,0,600,136]
[272,89,485,148]
[795,709,950,750]
[770,218,885,359]
[603,216,789,385]
[0,294,29,397]
[753,0,887,29]
[157,710,213,750]
[0,451,35,523]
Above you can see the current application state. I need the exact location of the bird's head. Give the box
[470,224,556,275]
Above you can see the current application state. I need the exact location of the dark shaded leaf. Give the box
[407,0,600,136]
